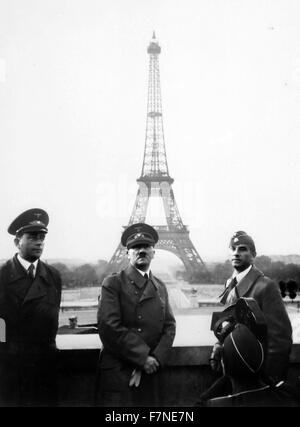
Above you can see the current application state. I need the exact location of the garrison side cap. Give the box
[121,223,159,249]
[229,230,256,254]
[8,208,49,236]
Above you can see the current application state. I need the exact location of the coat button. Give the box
[134,291,138,295]
[137,315,142,320]
[137,328,142,332]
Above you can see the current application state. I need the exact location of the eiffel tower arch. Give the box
[108,33,210,283]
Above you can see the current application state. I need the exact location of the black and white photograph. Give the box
[0,0,300,410]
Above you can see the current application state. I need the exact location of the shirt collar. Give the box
[17,254,39,274]
[135,267,151,277]
[233,265,252,284]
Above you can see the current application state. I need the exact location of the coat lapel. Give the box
[23,260,49,304]
[6,255,27,283]
[237,265,264,297]
[139,272,158,303]
[124,265,158,303]
[125,264,147,289]
[6,256,49,304]
[149,272,159,291]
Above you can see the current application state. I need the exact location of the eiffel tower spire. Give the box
[141,32,170,179]
[107,34,209,283]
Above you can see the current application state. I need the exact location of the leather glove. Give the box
[129,369,142,387]
[209,342,223,372]
[0,318,6,343]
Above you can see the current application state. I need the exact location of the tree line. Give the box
[207,255,300,294]
[49,260,108,289]
[49,255,300,295]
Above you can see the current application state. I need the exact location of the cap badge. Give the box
[29,220,43,226]
[233,237,239,243]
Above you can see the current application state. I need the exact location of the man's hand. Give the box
[209,342,223,372]
[143,356,160,374]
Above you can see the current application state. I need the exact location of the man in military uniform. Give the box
[0,208,62,406]
[206,323,299,407]
[205,231,292,400]
[97,223,176,407]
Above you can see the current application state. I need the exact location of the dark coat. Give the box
[0,255,62,406]
[97,264,176,406]
[222,265,293,381]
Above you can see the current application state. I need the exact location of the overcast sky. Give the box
[0,0,300,267]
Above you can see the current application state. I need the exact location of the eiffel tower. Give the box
[108,33,209,283]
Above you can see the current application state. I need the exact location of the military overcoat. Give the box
[222,265,292,380]
[0,255,62,406]
[97,264,176,406]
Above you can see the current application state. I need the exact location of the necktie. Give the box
[144,273,148,281]
[219,277,237,304]
[27,264,35,281]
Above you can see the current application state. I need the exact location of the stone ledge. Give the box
[57,341,300,366]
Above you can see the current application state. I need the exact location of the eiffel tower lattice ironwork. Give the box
[108,33,209,282]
